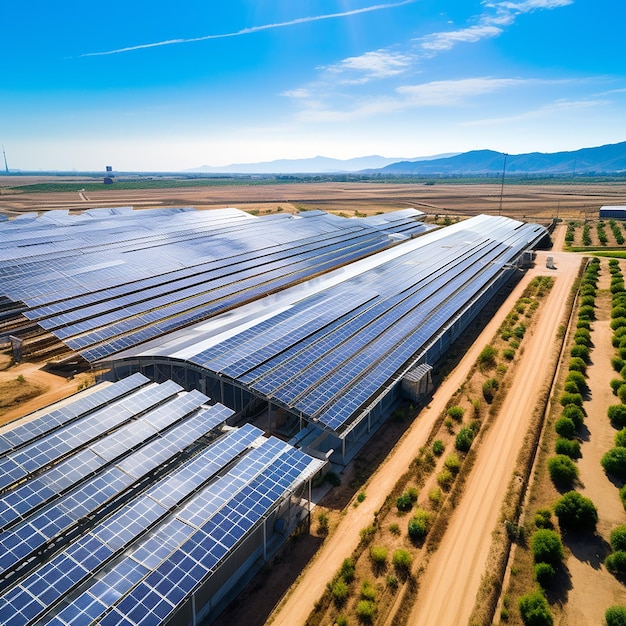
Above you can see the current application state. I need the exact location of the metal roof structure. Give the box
[0,376,324,626]
[110,214,548,438]
[0,207,431,363]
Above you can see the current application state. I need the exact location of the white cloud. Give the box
[397,77,526,105]
[419,25,503,52]
[323,50,414,83]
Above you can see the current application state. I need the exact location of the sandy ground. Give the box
[407,249,582,625]
[0,360,98,427]
[2,178,626,221]
[558,260,626,625]
[268,246,572,626]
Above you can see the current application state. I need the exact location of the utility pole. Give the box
[498,153,508,215]
[2,146,8,174]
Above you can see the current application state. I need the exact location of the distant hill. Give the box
[187,153,458,174]
[372,141,626,175]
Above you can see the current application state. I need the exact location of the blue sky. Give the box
[2,0,625,171]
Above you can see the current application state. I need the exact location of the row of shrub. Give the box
[606,259,626,514]
[548,260,600,492]
[516,261,602,626]
[609,219,625,245]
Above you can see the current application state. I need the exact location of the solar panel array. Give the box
[173,214,547,435]
[0,376,323,626]
[0,207,432,363]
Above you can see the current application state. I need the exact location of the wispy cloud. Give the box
[417,0,573,53]
[322,50,414,84]
[295,77,535,122]
[81,0,416,57]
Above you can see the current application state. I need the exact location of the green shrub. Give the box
[392,549,412,573]
[612,357,626,372]
[560,392,583,407]
[610,526,626,552]
[605,605,626,626]
[513,324,527,338]
[555,438,581,458]
[428,487,442,508]
[335,616,348,626]
[408,509,433,541]
[578,305,595,320]
[568,356,587,374]
[548,455,579,489]
[554,491,598,532]
[610,378,624,395]
[619,385,626,404]
[532,529,564,566]
[447,405,465,421]
[482,377,499,403]
[605,551,626,577]
[444,452,461,474]
[340,558,355,582]
[563,380,580,394]
[609,404,626,427]
[580,295,595,308]
[331,578,350,606]
[518,590,553,626]
[570,344,590,362]
[565,370,587,393]
[396,492,414,512]
[437,468,454,491]
[355,600,376,622]
[534,509,553,529]
[478,345,498,369]
[386,574,398,589]
[615,429,626,448]
[576,319,591,330]
[360,580,377,601]
[534,562,556,587]
[455,426,475,452]
[555,416,576,439]
[432,439,445,456]
[601,447,626,481]
[370,545,388,566]
[612,307,626,319]
[502,348,515,361]
[611,317,626,330]
[389,523,400,536]
[562,405,585,428]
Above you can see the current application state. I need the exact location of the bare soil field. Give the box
[2,177,626,221]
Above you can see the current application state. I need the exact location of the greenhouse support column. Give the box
[191,592,197,626]
[263,517,267,561]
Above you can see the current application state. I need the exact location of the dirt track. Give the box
[269,238,578,625]
[408,248,581,624]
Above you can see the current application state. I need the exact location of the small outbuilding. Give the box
[599,206,626,220]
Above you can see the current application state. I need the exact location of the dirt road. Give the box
[408,250,581,625]
[269,255,566,626]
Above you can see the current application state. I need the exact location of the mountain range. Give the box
[189,141,626,175]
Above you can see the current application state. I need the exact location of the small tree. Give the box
[605,551,626,577]
[555,416,576,439]
[370,545,388,568]
[447,405,465,422]
[444,452,461,474]
[482,377,499,403]
[478,345,498,370]
[560,392,583,408]
[534,562,556,587]
[608,404,626,428]
[548,455,579,489]
[610,526,626,552]
[455,426,475,452]
[605,605,626,626]
[565,370,587,393]
[432,439,445,456]
[356,600,377,622]
[570,344,590,362]
[392,549,412,574]
[568,356,587,374]
[518,590,553,626]
[615,429,626,448]
[554,491,598,532]
[555,438,581,459]
[408,508,433,542]
[331,578,350,606]
[532,529,564,566]
[601,447,626,482]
